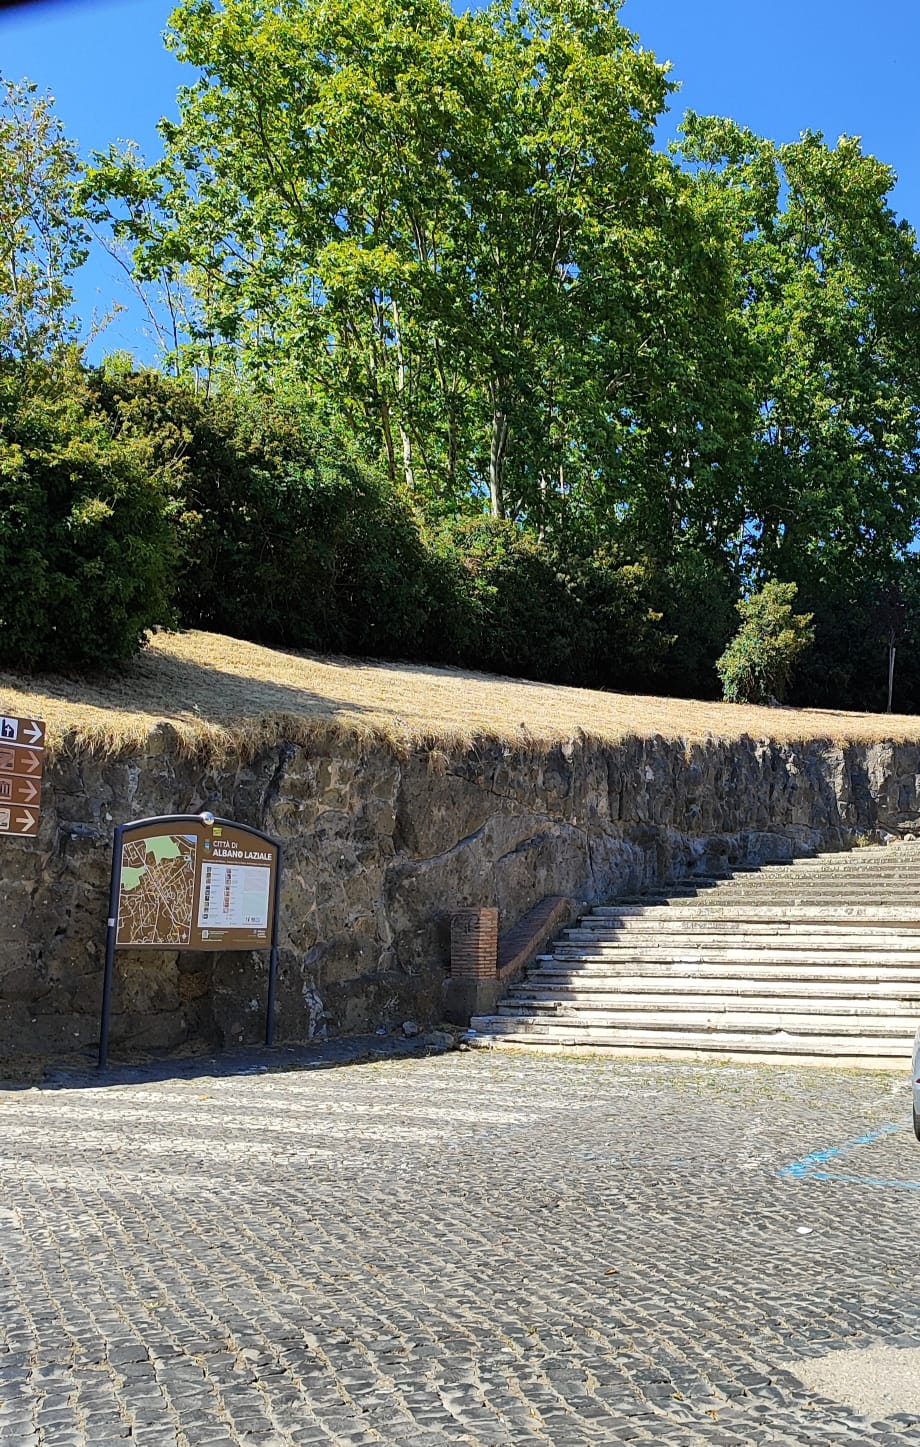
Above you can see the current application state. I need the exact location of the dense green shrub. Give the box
[91,370,449,659]
[0,360,176,670]
[435,519,672,689]
[557,548,673,692]
[438,519,579,680]
[175,442,429,654]
[0,360,749,698]
[782,567,920,716]
[656,554,739,699]
[716,580,814,704]
[0,360,812,705]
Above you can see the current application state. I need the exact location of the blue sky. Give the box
[2,0,918,361]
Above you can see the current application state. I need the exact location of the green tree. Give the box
[83,0,704,529]
[678,116,920,583]
[0,77,89,362]
[716,580,814,705]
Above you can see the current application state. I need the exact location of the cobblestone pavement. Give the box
[2,1046,920,1447]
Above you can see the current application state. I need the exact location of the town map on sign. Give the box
[116,834,198,946]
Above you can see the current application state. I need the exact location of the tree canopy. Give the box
[5,0,920,711]
[0,77,88,362]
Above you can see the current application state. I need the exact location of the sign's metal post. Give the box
[265,945,279,1048]
[265,844,283,1048]
[98,824,124,1071]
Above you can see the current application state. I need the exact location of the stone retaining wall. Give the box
[2,728,919,1064]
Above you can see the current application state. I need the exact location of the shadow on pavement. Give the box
[0,1031,462,1091]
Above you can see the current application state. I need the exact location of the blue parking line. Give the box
[778,1121,920,1188]
[805,1170,920,1191]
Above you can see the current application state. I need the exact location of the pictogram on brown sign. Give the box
[0,716,46,836]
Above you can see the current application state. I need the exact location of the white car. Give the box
[914,1028,920,1140]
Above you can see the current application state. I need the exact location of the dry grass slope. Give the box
[1,629,919,759]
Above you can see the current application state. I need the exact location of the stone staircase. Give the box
[468,843,920,1065]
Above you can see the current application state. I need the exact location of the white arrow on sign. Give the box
[24,721,43,745]
[21,751,41,775]
[16,811,34,832]
[20,780,38,804]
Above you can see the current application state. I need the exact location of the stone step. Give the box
[787,866,920,872]
[622,862,920,873]
[713,867,920,878]
[568,919,920,935]
[636,891,920,902]
[486,1002,917,1030]
[673,890,920,902]
[612,886,740,896]
[590,905,920,920]
[541,949,920,968]
[510,975,920,999]
[662,885,920,897]
[763,860,920,868]
[559,931,920,950]
[526,960,920,984]
[500,995,920,1020]
[716,850,920,859]
[776,872,920,880]
[580,901,920,913]
[467,1019,914,1057]
[701,877,920,889]
[552,943,920,955]
[795,845,920,852]
[737,850,920,861]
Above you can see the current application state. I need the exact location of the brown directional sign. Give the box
[0,715,45,837]
[115,817,280,951]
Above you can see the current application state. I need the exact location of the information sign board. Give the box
[114,819,279,951]
[99,813,283,1067]
[0,715,46,836]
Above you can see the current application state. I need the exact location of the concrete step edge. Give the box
[587,907,920,919]
[467,1021,913,1054]
[487,1008,918,1033]
[544,945,920,960]
[464,1039,909,1066]
[559,937,920,950]
[499,997,920,1018]
[568,925,920,937]
[510,980,920,999]
[531,962,920,981]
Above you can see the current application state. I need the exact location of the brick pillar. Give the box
[450,907,499,979]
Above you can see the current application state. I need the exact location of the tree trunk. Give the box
[887,639,896,713]
[390,300,416,491]
[398,422,416,493]
[489,406,509,519]
[366,305,397,483]
[379,398,397,483]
